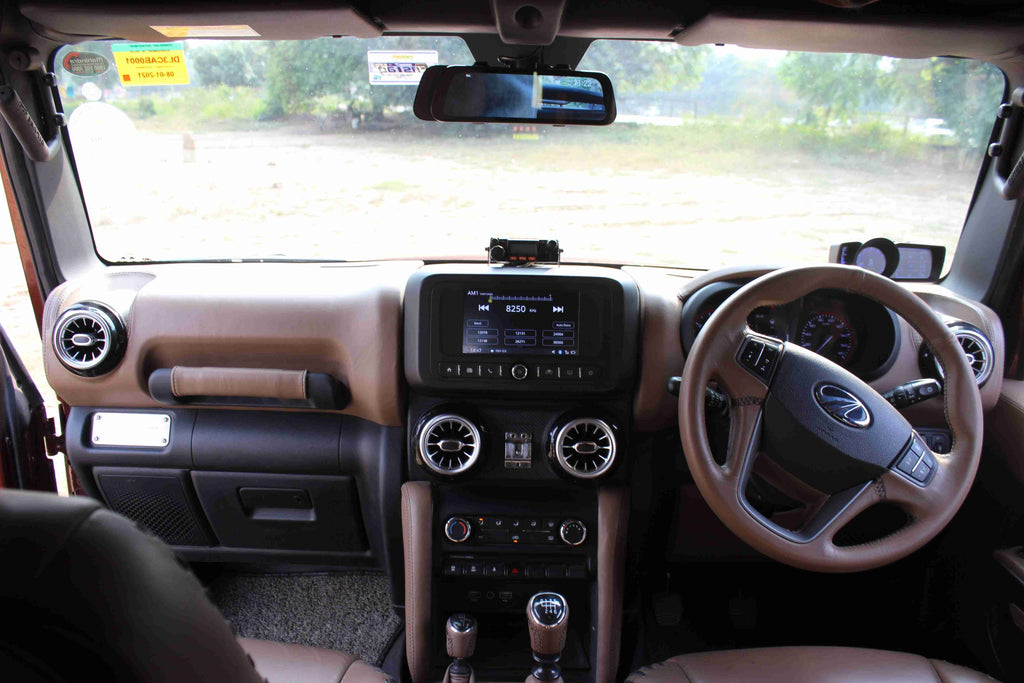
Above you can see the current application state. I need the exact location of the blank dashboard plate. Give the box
[91,412,171,448]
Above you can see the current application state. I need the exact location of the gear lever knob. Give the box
[446,613,478,660]
[526,592,568,683]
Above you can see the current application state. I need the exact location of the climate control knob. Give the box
[559,519,587,546]
[445,516,472,543]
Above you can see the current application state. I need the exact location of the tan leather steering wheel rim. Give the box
[679,265,984,572]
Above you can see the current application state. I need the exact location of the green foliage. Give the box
[778,52,887,126]
[52,37,1005,155]
[189,41,267,87]
[581,41,709,94]
[262,36,472,120]
[778,52,1004,148]
[926,58,1004,149]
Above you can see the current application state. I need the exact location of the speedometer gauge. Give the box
[799,312,855,364]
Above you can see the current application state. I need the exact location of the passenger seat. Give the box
[0,489,392,683]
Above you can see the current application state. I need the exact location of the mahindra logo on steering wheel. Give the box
[814,384,872,429]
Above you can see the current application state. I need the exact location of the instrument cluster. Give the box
[682,283,900,379]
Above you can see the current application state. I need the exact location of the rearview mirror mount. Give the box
[414,65,615,126]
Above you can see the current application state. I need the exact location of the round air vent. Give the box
[550,418,617,479]
[417,414,482,476]
[921,322,993,386]
[52,302,126,377]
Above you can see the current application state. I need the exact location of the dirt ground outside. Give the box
[72,126,978,268]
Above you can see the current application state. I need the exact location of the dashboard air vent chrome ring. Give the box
[932,323,994,386]
[551,418,617,479]
[418,414,482,475]
[52,303,126,377]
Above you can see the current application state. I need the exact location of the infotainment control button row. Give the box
[438,362,601,381]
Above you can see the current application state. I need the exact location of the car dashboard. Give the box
[38,259,1006,682]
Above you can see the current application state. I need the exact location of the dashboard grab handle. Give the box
[148,366,350,410]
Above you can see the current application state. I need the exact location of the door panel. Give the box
[0,323,55,491]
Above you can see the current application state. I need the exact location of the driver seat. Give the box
[629,648,995,682]
[0,489,392,683]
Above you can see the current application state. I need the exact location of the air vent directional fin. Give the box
[52,303,126,377]
[928,323,994,387]
[551,418,617,480]
[418,414,482,475]
[956,332,990,383]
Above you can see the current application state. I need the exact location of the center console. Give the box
[402,265,640,683]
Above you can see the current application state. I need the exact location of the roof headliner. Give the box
[13,0,1024,65]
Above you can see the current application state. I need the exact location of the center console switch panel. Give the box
[404,266,640,394]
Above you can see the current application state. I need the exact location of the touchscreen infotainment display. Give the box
[462,288,581,355]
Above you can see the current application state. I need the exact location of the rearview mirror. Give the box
[415,65,615,125]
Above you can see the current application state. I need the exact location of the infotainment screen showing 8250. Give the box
[462,288,581,356]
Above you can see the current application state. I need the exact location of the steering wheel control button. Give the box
[738,337,782,382]
[559,519,587,546]
[445,516,473,543]
[511,364,529,380]
[895,436,936,485]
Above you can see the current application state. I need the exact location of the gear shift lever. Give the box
[445,613,478,683]
[526,592,568,683]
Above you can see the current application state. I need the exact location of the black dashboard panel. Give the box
[405,266,640,394]
[681,282,900,380]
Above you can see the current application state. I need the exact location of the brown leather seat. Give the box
[0,489,390,683]
[629,647,996,682]
[241,638,391,683]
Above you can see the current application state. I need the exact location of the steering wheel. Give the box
[679,265,983,572]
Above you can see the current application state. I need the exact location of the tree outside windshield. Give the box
[54,37,1003,270]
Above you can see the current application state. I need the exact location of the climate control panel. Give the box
[444,515,588,547]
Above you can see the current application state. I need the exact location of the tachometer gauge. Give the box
[799,312,855,364]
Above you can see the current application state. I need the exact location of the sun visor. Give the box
[675,9,1024,61]
[19,2,382,41]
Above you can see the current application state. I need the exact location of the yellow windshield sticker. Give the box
[112,42,190,86]
[150,25,260,38]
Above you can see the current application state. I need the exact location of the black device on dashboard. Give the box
[404,267,639,393]
[488,238,562,266]
[829,238,945,281]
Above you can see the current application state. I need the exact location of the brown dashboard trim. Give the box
[42,262,419,428]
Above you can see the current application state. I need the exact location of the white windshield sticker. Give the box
[367,50,438,85]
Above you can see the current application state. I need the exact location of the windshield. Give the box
[54,38,1004,269]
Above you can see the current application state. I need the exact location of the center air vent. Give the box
[550,418,617,479]
[417,414,482,475]
[921,322,993,386]
[52,302,126,377]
